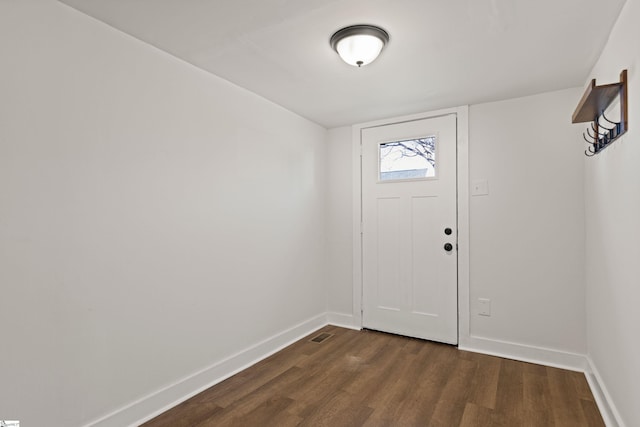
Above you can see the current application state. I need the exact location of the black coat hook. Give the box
[583,132,597,144]
[590,122,608,137]
[601,111,620,126]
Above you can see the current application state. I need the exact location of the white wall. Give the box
[468,88,587,356]
[3,0,633,425]
[326,127,354,319]
[0,1,327,426]
[327,89,587,364]
[584,0,640,425]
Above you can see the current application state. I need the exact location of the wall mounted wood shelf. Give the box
[572,69,628,156]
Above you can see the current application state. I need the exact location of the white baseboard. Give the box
[460,336,625,426]
[459,335,588,372]
[326,312,360,330]
[84,313,328,427]
[84,317,622,427]
[585,357,625,427]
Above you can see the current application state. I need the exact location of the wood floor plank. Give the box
[523,371,548,411]
[222,395,301,427]
[297,390,374,427]
[192,349,307,407]
[356,349,421,424]
[571,370,597,401]
[428,358,477,426]
[340,341,406,396]
[385,342,460,425]
[459,402,494,427]
[546,366,595,427]
[489,358,524,427]
[522,371,554,427]
[463,351,501,410]
[580,398,606,427]
[193,367,306,425]
[142,327,605,427]
[141,401,223,427]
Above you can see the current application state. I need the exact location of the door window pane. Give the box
[379,137,436,181]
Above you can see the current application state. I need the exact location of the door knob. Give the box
[444,243,453,251]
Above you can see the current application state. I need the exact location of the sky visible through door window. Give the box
[379,137,436,181]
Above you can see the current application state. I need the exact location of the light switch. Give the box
[471,179,489,196]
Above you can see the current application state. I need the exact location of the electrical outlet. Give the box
[471,179,489,196]
[478,298,491,316]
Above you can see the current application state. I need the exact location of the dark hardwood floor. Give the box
[141,325,604,426]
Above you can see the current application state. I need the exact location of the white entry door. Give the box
[362,114,458,344]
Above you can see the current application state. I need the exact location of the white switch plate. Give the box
[478,298,491,316]
[471,179,489,196]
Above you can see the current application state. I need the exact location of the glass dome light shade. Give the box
[336,34,384,67]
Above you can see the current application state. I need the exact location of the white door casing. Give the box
[361,114,458,344]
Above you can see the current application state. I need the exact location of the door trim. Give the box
[351,106,470,344]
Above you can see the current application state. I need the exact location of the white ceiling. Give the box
[58,0,625,128]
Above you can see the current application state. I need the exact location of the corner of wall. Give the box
[459,336,588,373]
[585,357,626,427]
[326,312,359,330]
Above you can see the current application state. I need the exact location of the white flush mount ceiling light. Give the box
[330,24,389,67]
